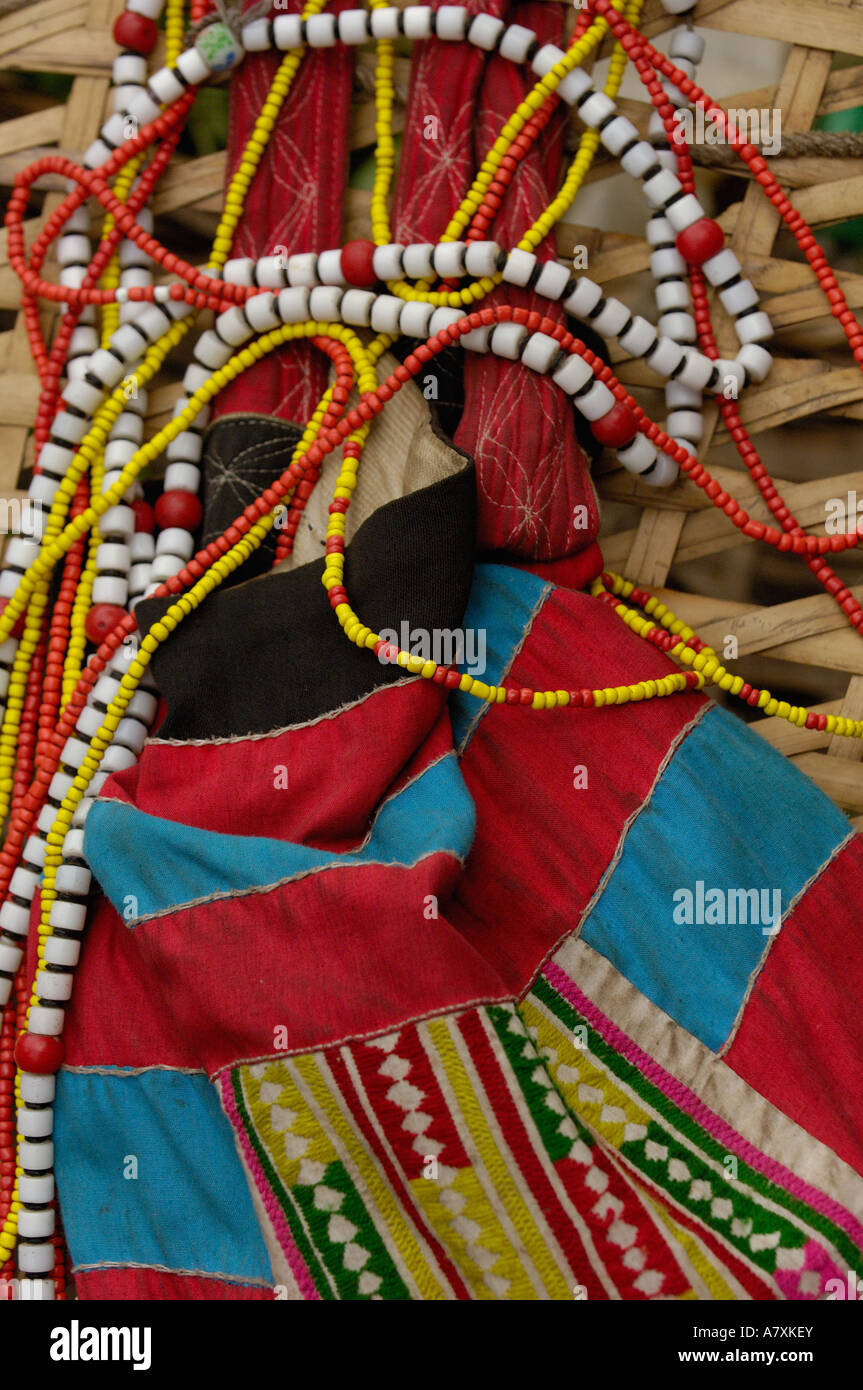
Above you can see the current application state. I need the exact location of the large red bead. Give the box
[341,239,378,288]
[131,499,155,533]
[590,402,638,448]
[0,598,26,640]
[676,217,724,265]
[154,490,203,531]
[84,603,127,644]
[14,1032,64,1075]
[113,10,159,54]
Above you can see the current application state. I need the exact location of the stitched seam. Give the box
[456,580,554,756]
[70,1259,272,1287]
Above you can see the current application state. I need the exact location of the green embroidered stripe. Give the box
[290,1158,412,1301]
[529,973,863,1274]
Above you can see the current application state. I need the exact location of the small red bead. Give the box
[84,603,127,645]
[112,10,159,54]
[341,239,378,288]
[154,490,203,531]
[676,217,725,265]
[14,1032,64,1075]
[590,402,639,448]
[131,498,155,533]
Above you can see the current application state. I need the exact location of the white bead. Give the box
[643,168,683,209]
[18,1175,54,1204]
[55,863,91,897]
[641,452,680,486]
[287,253,318,287]
[557,67,592,106]
[126,90,161,127]
[399,301,435,339]
[113,85,142,115]
[369,7,401,39]
[43,937,80,969]
[0,901,30,938]
[562,277,603,318]
[461,326,490,353]
[27,1006,64,1037]
[533,260,570,301]
[469,13,505,49]
[532,43,564,78]
[128,564,152,596]
[57,234,90,267]
[195,331,232,370]
[10,866,40,898]
[660,79,690,109]
[49,771,74,801]
[88,348,126,389]
[660,0,696,12]
[552,354,593,396]
[490,322,528,360]
[17,1208,56,1239]
[35,969,72,1003]
[102,111,129,149]
[402,6,432,39]
[340,289,375,327]
[244,292,281,333]
[130,532,155,563]
[166,431,203,463]
[436,5,468,40]
[224,257,256,286]
[702,248,742,288]
[620,141,658,179]
[667,409,703,440]
[402,244,436,280]
[135,304,173,343]
[317,249,346,286]
[109,323,147,365]
[273,14,303,49]
[675,347,716,391]
[128,0,162,16]
[432,241,467,279]
[713,358,746,396]
[718,278,758,316]
[646,336,685,377]
[600,115,641,157]
[736,311,773,344]
[277,287,311,323]
[17,1243,54,1275]
[104,439,137,471]
[149,553,184,583]
[669,26,705,63]
[590,298,632,338]
[666,380,701,409]
[147,65,186,104]
[306,12,336,45]
[36,442,74,477]
[164,462,200,494]
[18,1105,54,1137]
[51,411,88,445]
[499,23,536,63]
[463,241,500,278]
[83,138,112,168]
[114,717,148,755]
[502,248,536,288]
[618,316,658,357]
[521,332,561,375]
[665,194,704,233]
[372,244,406,281]
[113,52,148,84]
[216,306,254,346]
[658,311,696,342]
[655,279,691,312]
[736,343,772,383]
[0,943,23,975]
[101,744,137,773]
[95,541,131,573]
[19,1073,55,1104]
[573,379,616,421]
[617,433,658,474]
[309,286,344,321]
[369,295,404,335]
[255,255,287,290]
[578,92,617,129]
[183,365,211,395]
[156,527,194,560]
[337,9,369,44]
[428,307,463,338]
[4,538,40,571]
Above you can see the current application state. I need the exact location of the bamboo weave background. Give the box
[3,0,863,824]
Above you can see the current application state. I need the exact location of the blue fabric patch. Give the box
[54,1068,272,1282]
[449,564,551,750]
[580,704,851,1052]
[85,751,475,925]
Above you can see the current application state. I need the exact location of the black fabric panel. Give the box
[137,447,477,740]
[199,414,305,583]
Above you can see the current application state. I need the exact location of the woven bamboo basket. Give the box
[3,0,863,824]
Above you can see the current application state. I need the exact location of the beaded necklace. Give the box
[3,0,863,1297]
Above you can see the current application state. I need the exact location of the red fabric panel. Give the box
[452,586,706,989]
[213,0,353,423]
[75,1266,271,1300]
[724,833,863,1179]
[108,680,450,844]
[392,2,599,561]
